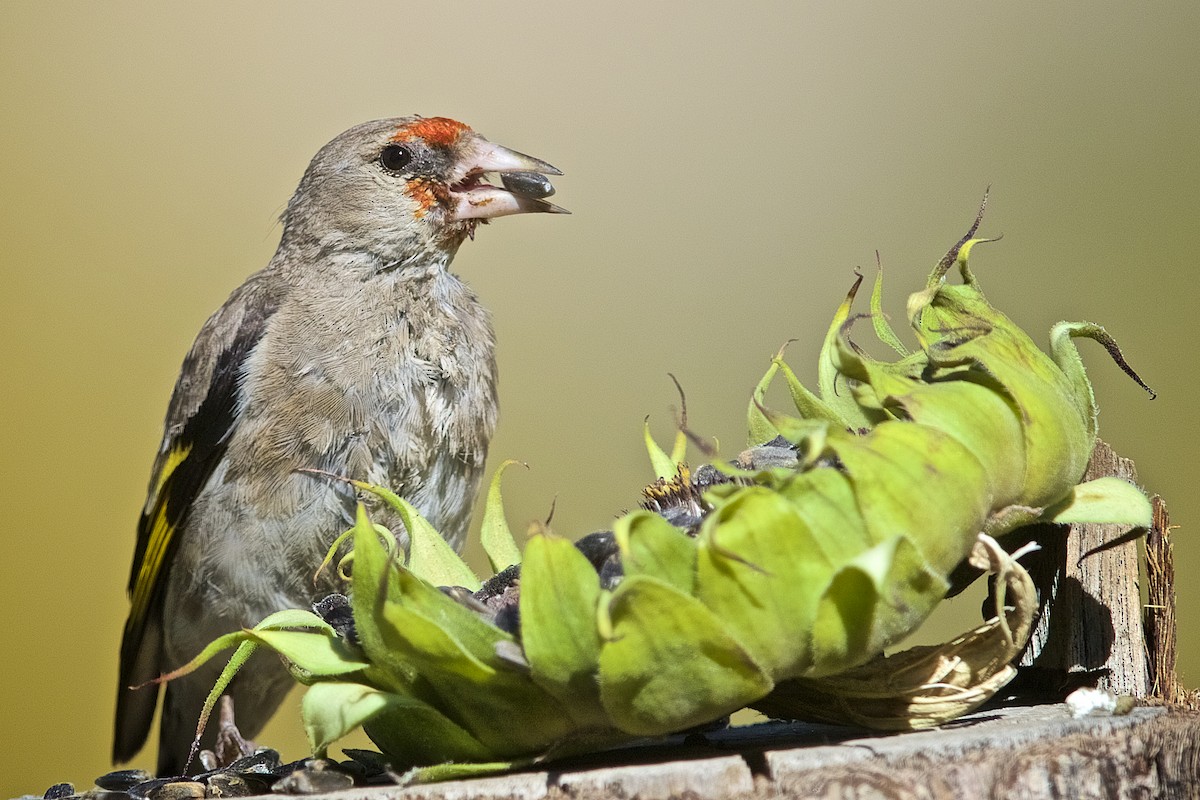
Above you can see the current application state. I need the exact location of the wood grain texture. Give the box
[1146,494,1184,703]
[270,705,1200,800]
[1018,439,1149,697]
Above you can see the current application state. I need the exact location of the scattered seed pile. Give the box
[25,749,393,800]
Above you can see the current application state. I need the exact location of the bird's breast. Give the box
[225,269,498,528]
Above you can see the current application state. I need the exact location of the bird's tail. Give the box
[112,614,163,767]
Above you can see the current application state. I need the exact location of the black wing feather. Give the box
[114,277,282,763]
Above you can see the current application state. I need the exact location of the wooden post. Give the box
[1145,495,1184,703]
[1017,440,1149,696]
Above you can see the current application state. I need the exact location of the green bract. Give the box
[178,220,1153,778]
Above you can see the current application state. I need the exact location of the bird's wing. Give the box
[114,271,284,762]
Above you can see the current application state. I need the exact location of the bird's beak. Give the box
[449,138,568,220]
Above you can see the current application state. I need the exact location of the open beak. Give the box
[450,137,568,221]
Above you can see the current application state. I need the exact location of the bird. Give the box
[113,116,566,777]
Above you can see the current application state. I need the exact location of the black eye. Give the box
[379,144,413,172]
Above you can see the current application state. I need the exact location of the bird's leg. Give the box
[206,695,257,767]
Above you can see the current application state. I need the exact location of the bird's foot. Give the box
[199,695,258,770]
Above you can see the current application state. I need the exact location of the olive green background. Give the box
[2,2,1196,794]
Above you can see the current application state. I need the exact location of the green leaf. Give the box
[519,531,608,726]
[481,460,525,572]
[384,567,516,680]
[644,417,680,480]
[348,505,420,693]
[314,524,356,585]
[1049,321,1156,445]
[912,263,1095,509]
[870,268,909,357]
[156,628,260,685]
[254,608,340,633]
[247,629,368,681]
[818,273,876,430]
[352,481,481,591]
[747,357,782,446]
[613,510,697,596]
[832,421,990,573]
[598,575,772,735]
[669,426,688,466]
[301,681,494,767]
[887,377,1026,510]
[809,561,876,676]
[773,467,872,562]
[695,487,833,677]
[375,561,576,756]
[1045,476,1153,527]
[774,356,853,428]
[407,760,525,784]
[302,681,390,758]
[910,232,993,325]
[159,607,358,755]
[810,535,947,677]
[753,406,830,456]
[382,600,575,755]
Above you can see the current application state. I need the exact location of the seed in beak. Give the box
[501,171,556,199]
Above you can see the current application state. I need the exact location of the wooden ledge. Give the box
[275,704,1200,800]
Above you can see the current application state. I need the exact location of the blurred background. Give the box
[2,2,1197,794]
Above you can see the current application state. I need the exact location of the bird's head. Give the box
[279,116,565,269]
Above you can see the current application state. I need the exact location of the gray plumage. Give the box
[115,117,564,776]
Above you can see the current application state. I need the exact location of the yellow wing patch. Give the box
[152,444,191,498]
[128,444,192,627]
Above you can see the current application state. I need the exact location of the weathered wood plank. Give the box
[1146,494,1184,703]
[1018,440,1149,697]
[761,705,1198,799]
[271,705,1200,800]
[553,753,754,799]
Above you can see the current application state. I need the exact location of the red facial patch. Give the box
[405,177,451,219]
[392,117,471,146]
